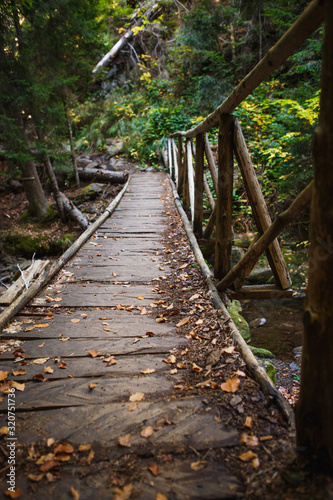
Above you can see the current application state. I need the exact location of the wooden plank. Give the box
[230,285,294,300]
[215,114,234,279]
[0,335,187,361]
[61,263,170,282]
[2,397,237,451]
[177,135,184,195]
[0,375,175,411]
[0,354,170,381]
[205,134,218,192]
[172,138,179,186]
[233,119,291,289]
[194,133,204,237]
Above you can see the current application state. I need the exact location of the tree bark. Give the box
[78,169,128,184]
[59,193,89,230]
[296,1,333,470]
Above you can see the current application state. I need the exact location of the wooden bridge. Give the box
[0,0,329,497]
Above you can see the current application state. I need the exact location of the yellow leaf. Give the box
[33,357,50,365]
[141,368,155,374]
[156,493,168,500]
[0,426,8,436]
[89,350,98,358]
[190,460,207,471]
[12,369,26,376]
[35,323,49,328]
[71,318,80,324]
[239,433,259,447]
[78,444,92,452]
[43,366,54,374]
[128,403,138,411]
[89,384,96,390]
[177,317,190,327]
[112,271,118,277]
[11,381,25,391]
[221,377,240,393]
[140,426,153,438]
[0,371,9,381]
[47,438,55,447]
[137,296,144,300]
[28,473,44,482]
[168,355,176,364]
[129,392,144,402]
[118,434,131,448]
[239,450,258,462]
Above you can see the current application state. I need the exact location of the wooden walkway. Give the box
[0,173,243,499]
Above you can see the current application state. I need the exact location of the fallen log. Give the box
[59,192,90,230]
[0,260,50,306]
[78,169,128,184]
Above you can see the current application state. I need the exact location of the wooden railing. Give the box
[167,0,324,299]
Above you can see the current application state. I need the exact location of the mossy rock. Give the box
[249,346,275,359]
[261,360,276,385]
[75,183,105,205]
[227,300,250,341]
[1,231,77,257]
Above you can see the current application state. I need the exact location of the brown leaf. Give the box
[78,444,92,452]
[47,438,55,447]
[28,473,44,482]
[168,355,176,364]
[118,434,131,448]
[4,489,23,498]
[54,443,74,455]
[69,486,80,500]
[0,426,8,436]
[238,450,258,462]
[55,453,71,462]
[89,350,98,358]
[46,473,57,483]
[129,392,144,402]
[40,460,60,472]
[176,317,190,327]
[239,433,259,447]
[58,361,67,369]
[235,369,246,377]
[156,494,168,500]
[141,368,155,375]
[221,377,240,393]
[112,484,133,500]
[222,346,235,354]
[89,383,96,390]
[12,369,26,376]
[128,403,138,411]
[0,371,9,381]
[59,337,70,342]
[137,295,144,300]
[38,342,45,348]
[191,460,207,471]
[148,463,159,476]
[11,381,25,391]
[140,426,153,438]
[244,416,253,429]
[86,449,94,464]
[192,363,203,373]
[43,366,54,374]
[33,374,47,383]
[32,357,50,365]
[35,323,49,328]
[140,307,148,315]
[70,318,80,324]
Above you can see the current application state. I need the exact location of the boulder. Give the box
[227,300,250,341]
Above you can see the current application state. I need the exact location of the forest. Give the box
[1,0,333,496]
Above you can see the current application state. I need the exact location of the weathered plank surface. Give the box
[0,172,241,498]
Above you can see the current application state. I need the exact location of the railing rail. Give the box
[167,0,322,299]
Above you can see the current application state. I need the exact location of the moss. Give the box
[261,360,276,385]
[60,233,77,250]
[227,300,250,341]
[1,231,77,257]
[249,346,275,359]
[19,205,57,226]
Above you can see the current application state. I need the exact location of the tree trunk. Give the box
[296,1,333,470]
[78,169,128,184]
[65,106,80,188]
[20,158,49,218]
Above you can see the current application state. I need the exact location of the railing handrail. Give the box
[171,0,324,139]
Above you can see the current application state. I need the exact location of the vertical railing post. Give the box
[183,139,190,210]
[194,133,204,237]
[172,139,179,188]
[215,114,234,280]
[186,139,195,225]
[167,138,173,178]
[177,136,184,196]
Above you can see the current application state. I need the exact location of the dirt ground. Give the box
[0,164,332,499]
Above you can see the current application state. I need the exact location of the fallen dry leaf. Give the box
[58,361,67,369]
[59,337,70,342]
[129,392,144,402]
[86,449,94,464]
[239,433,259,447]
[35,323,49,328]
[33,374,48,383]
[32,357,50,365]
[221,377,240,393]
[89,383,96,390]
[38,342,45,348]
[155,493,168,500]
[192,362,203,373]
[104,356,117,366]
[141,368,155,375]
[54,443,74,455]
[0,426,8,436]
[137,296,144,300]
[69,486,80,500]
[244,416,253,429]
[239,450,258,462]
[4,489,23,498]
[46,472,57,483]
[70,318,80,324]
[0,371,9,382]
[47,438,55,447]
[140,307,148,315]
[148,463,159,476]
[12,369,26,376]
[191,460,207,471]
[28,473,44,482]
[128,403,138,411]
[140,426,153,438]
[11,381,25,391]
[176,317,190,327]
[89,350,98,358]
[118,434,131,448]
[235,369,246,377]
[78,444,92,452]
[112,484,133,500]
[43,366,54,374]
[40,460,60,472]
[168,355,176,364]
[222,346,235,354]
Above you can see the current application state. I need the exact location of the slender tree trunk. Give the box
[296,1,333,470]
[65,105,80,188]
[20,158,49,218]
